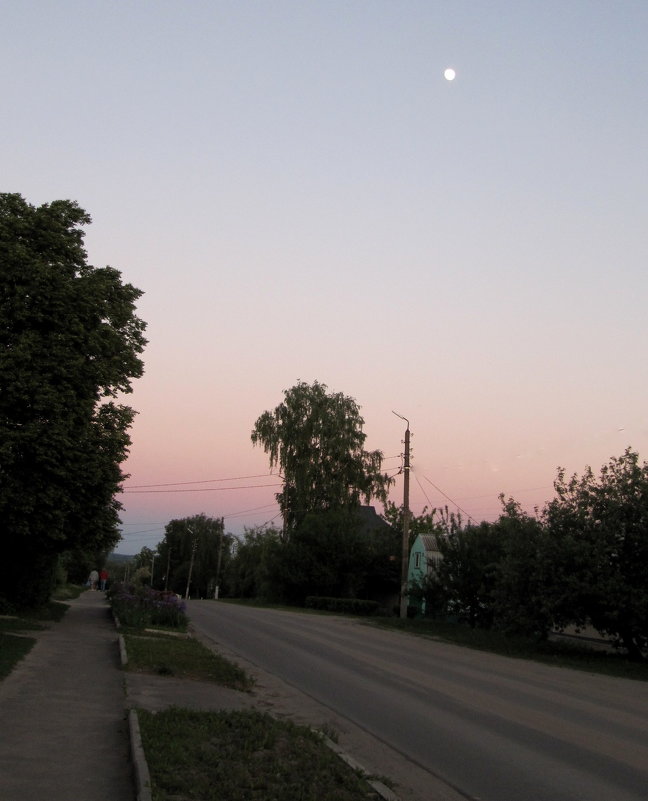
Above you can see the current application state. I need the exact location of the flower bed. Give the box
[108,582,187,630]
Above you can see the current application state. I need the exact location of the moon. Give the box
[444,68,456,81]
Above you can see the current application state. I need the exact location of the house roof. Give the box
[355,505,393,535]
[419,534,439,554]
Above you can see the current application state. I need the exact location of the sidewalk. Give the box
[0,591,402,801]
[0,590,263,801]
[0,590,134,801]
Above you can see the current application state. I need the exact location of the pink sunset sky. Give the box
[3,2,648,554]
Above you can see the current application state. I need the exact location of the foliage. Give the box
[304,596,380,615]
[405,451,648,662]
[131,546,157,584]
[108,582,187,630]
[382,501,442,546]
[251,380,393,533]
[138,707,381,801]
[58,547,112,587]
[360,511,401,604]
[434,521,505,629]
[104,555,133,586]
[277,510,370,603]
[226,526,285,602]
[543,449,648,660]
[0,193,146,608]
[370,616,648,681]
[227,508,400,608]
[153,515,232,599]
[490,498,555,638]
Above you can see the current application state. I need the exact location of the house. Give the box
[407,533,442,615]
[354,506,399,611]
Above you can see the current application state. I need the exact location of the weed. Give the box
[138,708,382,801]
[123,632,253,691]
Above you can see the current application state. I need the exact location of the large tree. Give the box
[251,380,393,533]
[0,193,147,607]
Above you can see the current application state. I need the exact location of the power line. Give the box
[224,503,278,520]
[123,483,282,494]
[419,474,478,524]
[119,527,164,536]
[123,473,273,489]
[413,473,435,510]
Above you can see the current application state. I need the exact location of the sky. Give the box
[3,1,648,555]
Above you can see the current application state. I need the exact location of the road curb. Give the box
[114,614,151,800]
[319,734,401,801]
[128,709,152,801]
[116,620,400,801]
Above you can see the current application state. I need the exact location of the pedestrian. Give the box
[88,569,99,590]
[99,568,109,591]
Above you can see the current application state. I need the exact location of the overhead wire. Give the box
[123,483,282,494]
[418,473,478,524]
[123,473,274,489]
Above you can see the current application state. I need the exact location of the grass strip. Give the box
[369,617,648,681]
[0,633,36,680]
[138,707,382,801]
[123,632,253,691]
[0,617,45,634]
[0,600,72,680]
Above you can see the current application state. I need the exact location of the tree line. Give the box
[132,508,401,610]
[136,446,648,663]
[413,449,648,661]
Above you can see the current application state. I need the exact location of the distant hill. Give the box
[108,553,135,563]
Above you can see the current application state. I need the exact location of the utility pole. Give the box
[393,412,411,619]
[184,528,197,600]
[214,517,224,599]
[164,546,171,591]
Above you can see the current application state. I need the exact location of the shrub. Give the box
[304,596,379,615]
[108,582,187,630]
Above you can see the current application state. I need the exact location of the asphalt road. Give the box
[187,602,648,801]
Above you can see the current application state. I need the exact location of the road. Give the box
[187,601,648,801]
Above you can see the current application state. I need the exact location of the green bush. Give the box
[304,596,379,615]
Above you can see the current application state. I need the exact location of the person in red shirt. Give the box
[99,568,109,591]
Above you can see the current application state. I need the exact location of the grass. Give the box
[121,608,390,799]
[123,630,253,691]
[137,707,384,801]
[0,633,36,680]
[0,598,71,680]
[368,616,648,681]
[52,583,85,602]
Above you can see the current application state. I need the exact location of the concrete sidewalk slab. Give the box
[0,591,134,801]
